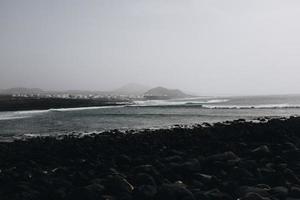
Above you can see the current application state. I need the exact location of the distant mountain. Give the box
[60,90,108,95]
[144,87,191,100]
[113,83,151,96]
[0,85,192,99]
[0,87,45,95]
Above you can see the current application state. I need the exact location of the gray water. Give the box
[1,95,300,138]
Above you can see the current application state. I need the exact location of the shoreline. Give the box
[1,117,300,199]
[0,95,129,112]
[8,116,282,142]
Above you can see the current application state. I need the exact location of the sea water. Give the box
[1,95,300,138]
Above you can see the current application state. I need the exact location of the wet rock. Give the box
[239,160,258,171]
[132,185,157,200]
[14,189,41,200]
[134,173,156,187]
[164,155,183,162]
[257,167,278,184]
[237,186,270,198]
[207,151,239,162]
[231,166,254,180]
[156,183,195,200]
[180,159,201,172]
[193,173,219,188]
[100,195,115,200]
[84,183,105,199]
[290,186,300,197]
[169,149,186,156]
[203,188,232,200]
[52,188,67,199]
[284,169,300,184]
[2,117,300,200]
[255,184,271,190]
[251,145,271,157]
[282,150,300,162]
[133,165,160,179]
[286,142,298,150]
[240,192,271,200]
[68,183,105,200]
[269,186,288,200]
[104,175,134,197]
[116,154,131,166]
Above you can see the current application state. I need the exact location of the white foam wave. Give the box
[206,99,229,103]
[15,110,50,114]
[0,105,128,120]
[132,99,229,107]
[0,110,49,121]
[0,116,29,121]
[50,105,126,112]
[132,100,184,107]
[202,104,300,109]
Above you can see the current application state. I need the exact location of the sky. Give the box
[1,0,300,95]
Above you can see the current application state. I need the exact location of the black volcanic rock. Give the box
[1,117,300,199]
[156,183,195,200]
[0,96,128,112]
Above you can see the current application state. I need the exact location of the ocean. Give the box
[1,95,300,139]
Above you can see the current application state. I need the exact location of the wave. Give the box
[14,110,50,114]
[132,99,229,107]
[131,100,300,109]
[202,104,300,109]
[206,99,229,103]
[0,110,49,121]
[49,105,126,112]
[0,116,29,121]
[0,105,126,120]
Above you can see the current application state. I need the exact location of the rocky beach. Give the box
[0,95,128,112]
[0,117,300,200]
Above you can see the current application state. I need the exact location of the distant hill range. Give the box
[112,83,150,96]
[144,87,192,100]
[0,84,193,99]
[0,87,45,95]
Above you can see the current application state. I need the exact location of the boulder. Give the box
[104,175,134,197]
[239,192,271,200]
[135,173,156,187]
[290,186,300,197]
[236,186,270,198]
[133,185,157,200]
[269,186,288,200]
[156,183,195,200]
[207,151,239,162]
[251,145,271,157]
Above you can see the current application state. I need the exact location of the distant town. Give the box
[10,93,133,101]
[0,84,192,111]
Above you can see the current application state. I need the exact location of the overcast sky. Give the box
[1,0,300,95]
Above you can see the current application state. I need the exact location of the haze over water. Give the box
[2,1,300,96]
[2,1,300,139]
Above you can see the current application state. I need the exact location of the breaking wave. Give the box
[202,104,300,109]
[132,99,230,107]
[0,110,49,121]
[49,105,126,112]
[0,106,126,120]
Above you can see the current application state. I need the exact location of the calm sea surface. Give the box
[1,95,300,138]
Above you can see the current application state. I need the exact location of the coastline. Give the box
[0,95,129,112]
[1,117,300,199]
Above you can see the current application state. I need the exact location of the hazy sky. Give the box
[1,0,300,95]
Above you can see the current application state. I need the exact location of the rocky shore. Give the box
[0,95,128,112]
[1,117,300,200]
